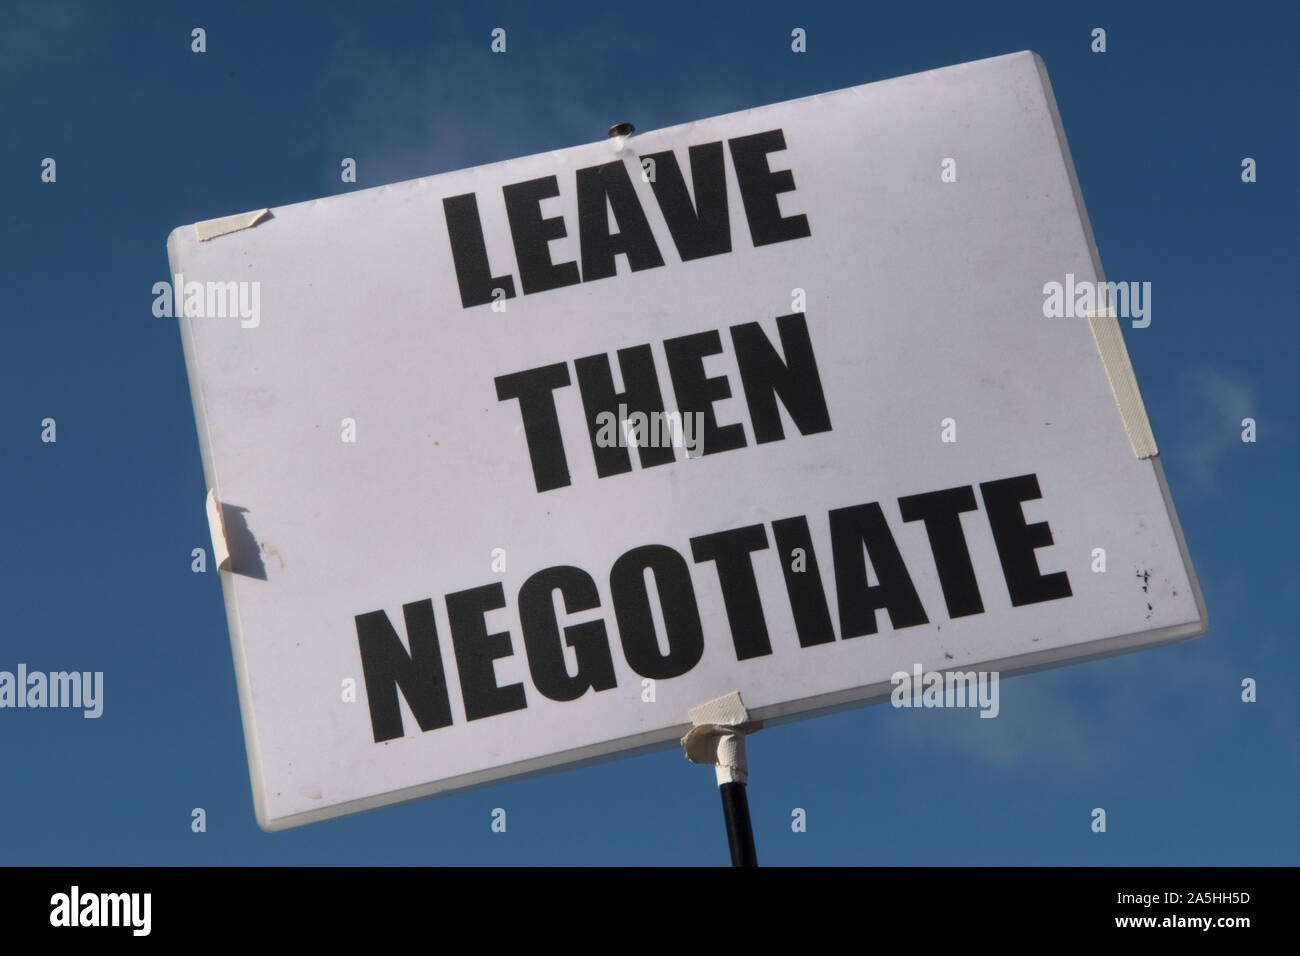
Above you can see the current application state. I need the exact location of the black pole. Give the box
[719,781,757,866]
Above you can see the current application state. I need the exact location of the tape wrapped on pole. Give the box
[681,691,762,786]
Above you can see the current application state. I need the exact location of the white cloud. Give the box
[876,669,1100,768]
[1170,368,1255,493]
[317,30,741,191]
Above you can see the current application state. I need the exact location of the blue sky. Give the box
[1,0,1296,865]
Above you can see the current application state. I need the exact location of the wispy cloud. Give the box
[0,1,86,86]
[316,27,740,192]
[874,621,1277,774]
[877,669,1100,768]
[320,34,616,189]
[1170,368,1255,493]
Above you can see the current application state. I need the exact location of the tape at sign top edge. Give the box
[195,208,270,242]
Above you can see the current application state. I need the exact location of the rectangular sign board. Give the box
[168,51,1207,831]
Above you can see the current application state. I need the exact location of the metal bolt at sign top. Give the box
[607,123,635,138]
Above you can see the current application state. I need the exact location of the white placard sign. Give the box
[167,51,1207,831]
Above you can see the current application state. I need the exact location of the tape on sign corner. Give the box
[205,488,232,571]
[681,691,764,786]
[1086,310,1158,460]
[195,208,270,242]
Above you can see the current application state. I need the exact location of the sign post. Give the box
[682,691,762,865]
[720,781,757,867]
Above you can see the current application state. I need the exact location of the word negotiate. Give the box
[355,472,1071,742]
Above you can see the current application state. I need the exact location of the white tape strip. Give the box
[195,208,270,242]
[1087,309,1158,459]
[681,691,763,786]
[205,489,231,571]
